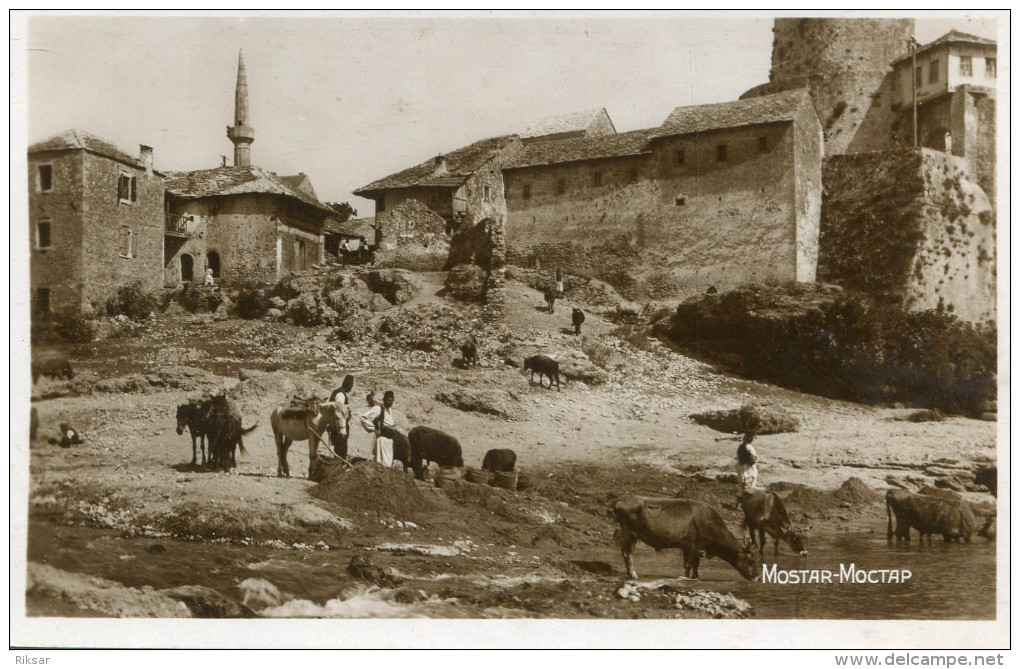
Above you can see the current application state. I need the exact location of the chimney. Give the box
[139,145,153,176]
[433,154,448,175]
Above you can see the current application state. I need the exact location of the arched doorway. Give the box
[180,253,194,283]
[207,251,221,279]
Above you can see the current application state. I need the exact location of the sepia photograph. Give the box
[10,9,1008,650]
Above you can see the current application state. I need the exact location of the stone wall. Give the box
[79,152,164,311]
[819,149,995,323]
[28,150,85,313]
[375,198,449,271]
[793,96,824,282]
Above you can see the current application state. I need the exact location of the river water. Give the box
[29,522,996,619]
[604,530,997,619]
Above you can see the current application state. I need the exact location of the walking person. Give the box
[555,268,564,297]
[360,390,396,467]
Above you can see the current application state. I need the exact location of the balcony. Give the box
[165,213,190,237]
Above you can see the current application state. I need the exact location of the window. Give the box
[592,171,602,187]
[628,168,638,184]
[483,185,491,201]
[556,179,566,195]
[119,226,133,258]
[915,66,923,88]
[759,136,768,152]
[959,55,973,76]
[37,164,53,192]
[986,58,996,78]
[674,196,686,206]
[35,220,52,250]
[716,144,728,162]
[675,148,685,165]
[118,173,137,203]
[522,184,532,199]
[377,196,386,212]
[34,288,50,314]
[929,58,939,83]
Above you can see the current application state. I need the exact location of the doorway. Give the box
[180,253,194,282]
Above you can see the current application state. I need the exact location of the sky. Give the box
[16,11,1003,216]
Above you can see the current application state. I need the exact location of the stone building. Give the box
[28,51,335,312]
[889,31,997,198]
[163,166,334,286]
[28,130,165,314]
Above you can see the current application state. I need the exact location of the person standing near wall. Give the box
[555,268,564,297]
[327,374,354,458]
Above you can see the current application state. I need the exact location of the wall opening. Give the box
[207,250,221,279]
[180,253,194,282]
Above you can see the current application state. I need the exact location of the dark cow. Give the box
[544,290,556,314]
[482,448,517,473]
[974,466,997,497]
[524,354,560,391]
[886,489,974,543]
[571,308,585,336]
[389,428,413,472]
[30,407,39,441]
[460,339,479,367]
[407,426,464,480]
[738,490,807,556]
[203,394,257,471]
[613,497,759,581]
[176,398,211,465]
[32,356,75,384]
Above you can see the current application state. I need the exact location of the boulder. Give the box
[444,264,489,302]
[163,585,257,618]
[690,403,800,435]
[358,268,422,305]
[265,308,284,322]
[434,389,521,420]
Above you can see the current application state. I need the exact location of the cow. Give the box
[482,448,517,473]
[886,489,974,543]
[460,339,479,368]
[738,490,808,556]
[30,407,39,441]
[544,290,556,314]
[32,356,75,384]
[612,496,759,581]
[389,428,413,473]
[407,426,464,480]
[176,398,211,465]
[204,393,258,472]
[571,308,585,336]
[974,466,997,497]
[978,515,996,541]
[271,399,351,479]
[524,354,561,391]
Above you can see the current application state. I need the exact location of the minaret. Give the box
[226,50,255,167]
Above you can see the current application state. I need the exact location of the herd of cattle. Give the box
[33,349,997,584]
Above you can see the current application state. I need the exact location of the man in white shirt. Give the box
[360,390,396,467]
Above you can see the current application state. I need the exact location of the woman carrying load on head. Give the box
[327,375,354,458]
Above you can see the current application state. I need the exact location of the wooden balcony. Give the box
[165,213,190,237]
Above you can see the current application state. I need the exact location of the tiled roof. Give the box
[28,129,143,167]
[278,173,318,199]
[165,165,334,214]
[324,216,375,238]
[895,30,997,63]
[354,135,517,195]
[506,128,653,169]
[650,89,812,139]
[521,107,609,139]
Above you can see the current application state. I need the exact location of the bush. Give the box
[579,337,614,370]
[235,282,269,320]
[661,285,997,415]
[178,284,224,313]
[31,310,97,345]
[105,282,158,320]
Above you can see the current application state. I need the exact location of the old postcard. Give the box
[9,10,1009,651]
